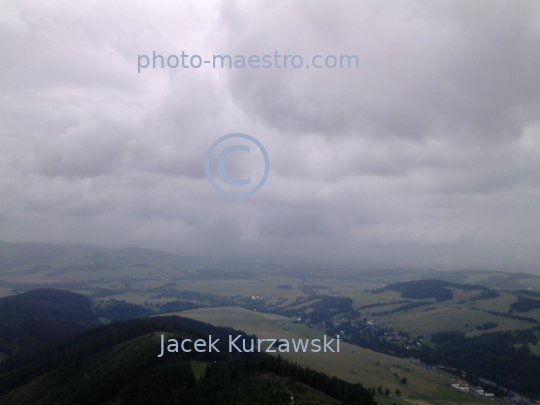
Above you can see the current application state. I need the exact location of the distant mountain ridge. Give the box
[0,241,538,290]
[0,240,190,266]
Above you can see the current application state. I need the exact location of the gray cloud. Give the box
[0,0,539,272]
[223,1,540,140]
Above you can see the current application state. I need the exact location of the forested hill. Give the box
[0,289,99,357]
[376,279,494,302]
[0,316,375,405]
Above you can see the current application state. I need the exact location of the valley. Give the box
[1,242,539,404]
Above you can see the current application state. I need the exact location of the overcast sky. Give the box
[1,0,540,272]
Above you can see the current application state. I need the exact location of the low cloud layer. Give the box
[1,0,540,272]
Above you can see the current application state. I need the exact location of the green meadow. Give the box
[170,307,496,405]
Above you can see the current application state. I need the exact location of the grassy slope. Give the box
[170,307,494,405]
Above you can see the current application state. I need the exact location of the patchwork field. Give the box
[380,305,532,338]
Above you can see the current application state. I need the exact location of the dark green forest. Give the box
[425,330,540,397]
[0,289,99,356]
[375,279,492,302]
[510,296,540,313]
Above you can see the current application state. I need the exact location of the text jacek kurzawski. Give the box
[158,334,340,357]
